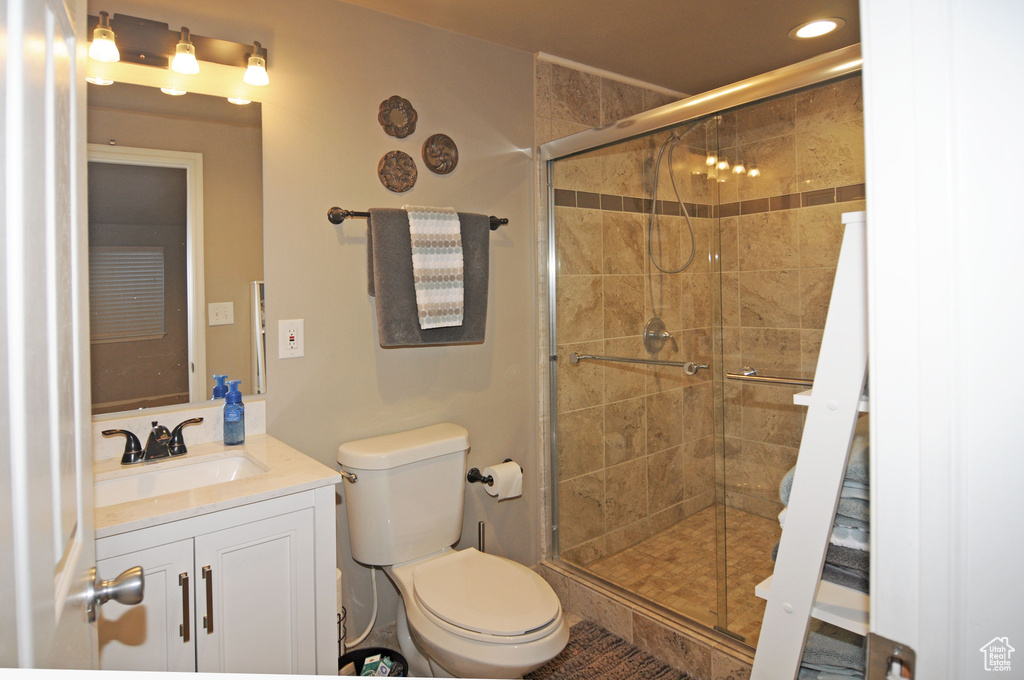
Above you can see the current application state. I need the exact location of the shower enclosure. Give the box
[545,48,865,647]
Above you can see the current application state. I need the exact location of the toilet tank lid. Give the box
[338,423,469,470]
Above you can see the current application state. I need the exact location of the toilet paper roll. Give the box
[482,461,523,500]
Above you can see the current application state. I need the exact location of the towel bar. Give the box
[725,370,813,387]
[327,207,508,231]
[569,352,708,376]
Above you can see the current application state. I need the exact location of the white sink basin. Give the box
[95,454,269,508]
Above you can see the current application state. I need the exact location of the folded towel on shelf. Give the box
[803,621,866,673]
[366,208,490,347]
[780,468,870,525]
[772,542,868,573]
[778,508,870,551]
[404,205,464,329]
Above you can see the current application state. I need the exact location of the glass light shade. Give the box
[89,13,119,63]
[171,28,200,75]
[705,153,717,167]
[732,161,746,174]
[244,54,269,87]
[747,164,761,178]
[717,157,730,171]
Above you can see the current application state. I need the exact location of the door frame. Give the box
[86,144,206,405]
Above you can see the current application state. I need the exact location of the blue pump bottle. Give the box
[212,374,228,399]
[223,380,245,445]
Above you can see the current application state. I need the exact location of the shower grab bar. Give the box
[725,368,813,387]
[569,352,708,376]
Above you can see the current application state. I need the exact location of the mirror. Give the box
[87,81,264,414]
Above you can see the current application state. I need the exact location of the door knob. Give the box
[87,565,144,623]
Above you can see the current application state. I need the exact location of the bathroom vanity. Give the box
[92,419,340,675]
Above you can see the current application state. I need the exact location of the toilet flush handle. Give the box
[340,468,357,483]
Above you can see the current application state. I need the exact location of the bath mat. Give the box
[525,620,689,680]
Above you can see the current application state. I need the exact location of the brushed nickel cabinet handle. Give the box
[202,565,214,633]
[179,572,190,642]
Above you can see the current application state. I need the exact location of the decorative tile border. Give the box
[554,182,866,218]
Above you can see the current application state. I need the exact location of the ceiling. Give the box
[338,0,860,95]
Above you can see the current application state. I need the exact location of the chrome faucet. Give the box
[103,417,204,465]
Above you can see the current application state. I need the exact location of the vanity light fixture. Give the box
[171,27,200,75]
[243,42,269,87]
[160,88,187,96]
[89,11,120,63]
[747,163,761,178]
[717,156,731,172]
[227,97,252,105]
[705,153,717,167]
[789,18,845,39]
[732,160,746,175]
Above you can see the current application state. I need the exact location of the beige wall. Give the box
[87,100,264,400]
[89,0,537,632]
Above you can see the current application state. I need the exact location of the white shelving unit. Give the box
[750,212,869,679]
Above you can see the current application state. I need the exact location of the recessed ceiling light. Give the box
[789,18,845,39]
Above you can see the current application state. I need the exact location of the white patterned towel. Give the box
[404,205,464,329]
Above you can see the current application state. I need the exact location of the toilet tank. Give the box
[338,423,469,566]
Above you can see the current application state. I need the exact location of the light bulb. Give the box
[160,88,187,96]
[89,11,120,63]
[733,160,746,174]
[171,27,200,75]
[747,163,761,178]
[227,97,252,105]
[243,42,269,87]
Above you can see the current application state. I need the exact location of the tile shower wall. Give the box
[548,74,866,568]
[718,75,865,519]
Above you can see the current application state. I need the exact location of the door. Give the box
[97,539,194,672]
[1,0,96,668]
[194,510,316,674]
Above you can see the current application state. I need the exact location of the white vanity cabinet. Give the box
[96,487,335,674]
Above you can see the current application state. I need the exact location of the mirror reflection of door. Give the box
[88,159,193,413]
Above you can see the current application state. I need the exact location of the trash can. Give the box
[338,647,408,677]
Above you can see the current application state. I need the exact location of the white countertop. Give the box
[94,434,341,538]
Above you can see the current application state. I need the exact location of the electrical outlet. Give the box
[208,302,234,326]
[278,319,304,358]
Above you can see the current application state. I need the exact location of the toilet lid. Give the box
[413,549,560,636]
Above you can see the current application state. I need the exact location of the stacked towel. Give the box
[366,208,490,347]
[775,414,871,595]
[796,621,866,680]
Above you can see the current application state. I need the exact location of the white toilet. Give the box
[338,423,568,679]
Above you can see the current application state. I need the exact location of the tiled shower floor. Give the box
[585,505,781,646]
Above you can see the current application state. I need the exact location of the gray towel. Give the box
[803,621,866,672]
[780,467,870,525]
[367,208,489,346]
[772,542,868,573]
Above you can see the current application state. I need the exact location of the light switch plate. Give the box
[279,319,304,358]
[208,302,234,326]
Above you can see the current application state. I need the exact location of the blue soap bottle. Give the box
[223,380,245,445]
[212,374,228,400]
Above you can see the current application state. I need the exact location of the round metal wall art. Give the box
[378,150,418,192]
[378,95,418,138]
[422,133,459,174]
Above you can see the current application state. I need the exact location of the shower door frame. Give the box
[541,43,863,640]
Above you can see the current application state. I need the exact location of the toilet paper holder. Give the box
[467,459,521,486]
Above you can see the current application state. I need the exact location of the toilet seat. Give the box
[411,549,560,639]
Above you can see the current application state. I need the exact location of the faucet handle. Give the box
[102,429,143,465]
[169,417,204,456]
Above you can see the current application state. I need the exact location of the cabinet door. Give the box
[194,509,316,674]
[97,539,196,672]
